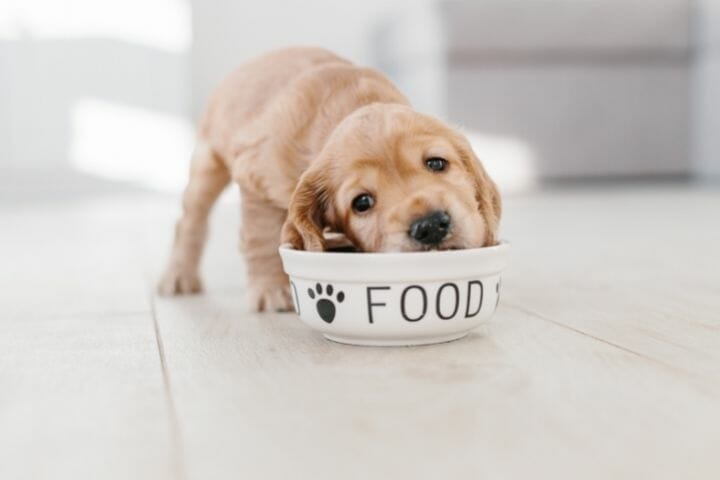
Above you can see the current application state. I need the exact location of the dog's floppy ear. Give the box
[457,138,502,246]
[281,167,330,251]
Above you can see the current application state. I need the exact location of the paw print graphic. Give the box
[307,283,344,323]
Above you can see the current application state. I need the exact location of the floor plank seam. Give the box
[504,302,678,369]
[507,303,720,398]
[149,293,188,480]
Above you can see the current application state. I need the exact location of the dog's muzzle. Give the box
[408,210,451,246]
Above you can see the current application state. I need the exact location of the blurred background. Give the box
[2,0,719,198]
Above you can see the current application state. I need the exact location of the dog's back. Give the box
[159,47,415,309]
[197,47,350,164]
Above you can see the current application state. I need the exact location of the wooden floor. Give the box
[1,182,719,480]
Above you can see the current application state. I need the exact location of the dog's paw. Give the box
[248,283,294,312]
[157,265,203,296]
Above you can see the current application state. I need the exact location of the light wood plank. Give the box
[154,289,720,479]
[501,185,720,383]
[0,194,179,480]
[0,196,162,316]
[0,312,178,480]
[4,184,719,480]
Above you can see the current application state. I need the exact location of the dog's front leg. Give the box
[240,190,294,312]
[158,143,229,295]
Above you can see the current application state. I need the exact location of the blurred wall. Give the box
[1,0,718,188]
[0,0,430,188]
[376,0,696,180]
[189,0,429,119]
[694,0,720,178]
[0,0,193,190]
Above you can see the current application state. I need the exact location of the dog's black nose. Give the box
[409,211,451,245]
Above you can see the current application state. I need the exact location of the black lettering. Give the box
[436,282,460,320]
[464,280,484,318]
[400,285,427,322]
[366,286,390,324]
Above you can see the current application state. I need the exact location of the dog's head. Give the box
[282,104,501,252]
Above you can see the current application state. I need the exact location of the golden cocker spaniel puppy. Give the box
[159,47,501,311]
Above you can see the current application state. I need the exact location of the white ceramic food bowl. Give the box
[278,242,510,346]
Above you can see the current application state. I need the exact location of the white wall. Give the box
[694,0,720,178]
[1,0,718,185]
[0,0,192,187]
[189,0,428,118]
[0,0,425,187]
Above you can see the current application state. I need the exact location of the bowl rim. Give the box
[279,240,510,258]
[279,241,511,282]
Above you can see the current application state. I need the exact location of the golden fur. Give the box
[159,47,501,311]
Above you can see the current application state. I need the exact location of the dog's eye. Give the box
[426,157,447,172]
[352,193,375,213]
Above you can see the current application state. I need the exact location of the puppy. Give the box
[158,47,501,311]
